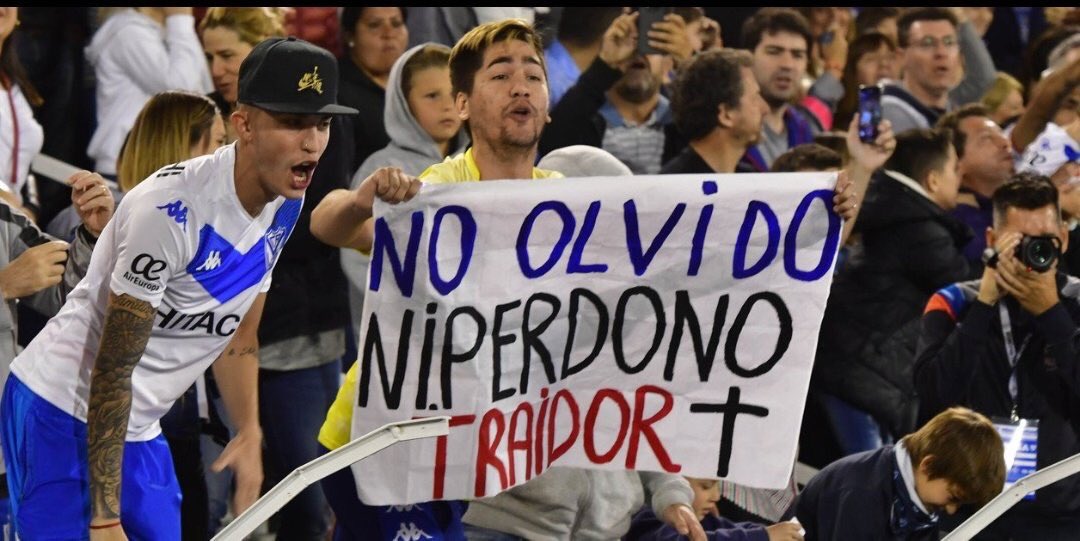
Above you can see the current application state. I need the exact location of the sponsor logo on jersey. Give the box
[195,250,222,272]
[156,306,240,336]
[123,253,166,291]
[157,200,189,231]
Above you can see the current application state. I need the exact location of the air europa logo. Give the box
[123,253,166,291]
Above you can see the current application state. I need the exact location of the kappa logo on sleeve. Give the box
[157,200,189,231]
[123,253,166,292]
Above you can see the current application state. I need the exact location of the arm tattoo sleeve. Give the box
[86,293,155,520]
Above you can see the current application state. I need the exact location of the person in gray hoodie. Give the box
[0,169,112,496]
[353,42,467,183]
[343,42,467,338]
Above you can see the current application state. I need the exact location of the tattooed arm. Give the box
[209,292,266,516]
[87,293,155,534]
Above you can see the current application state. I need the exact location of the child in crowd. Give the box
[624,477,805,541]
[795,407,1005,541]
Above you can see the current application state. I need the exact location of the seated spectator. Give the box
[795,407,1005,541]
[915,174,1080,538]
[539,11,692,175]
[981,72,1027,129]
[85,7,212,177]
[815,128,971,453]
[625,476,805,541]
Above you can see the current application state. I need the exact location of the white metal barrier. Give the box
[212,417,449,541]
[943,451,1080,540]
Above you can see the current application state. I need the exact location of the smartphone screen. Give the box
[857,84,883,144]
[637,7,670,56]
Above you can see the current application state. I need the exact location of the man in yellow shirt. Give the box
[310,16,709,541]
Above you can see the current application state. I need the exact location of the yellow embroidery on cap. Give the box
[298,66,324,94]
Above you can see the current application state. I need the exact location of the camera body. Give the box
[982,235,1062,273]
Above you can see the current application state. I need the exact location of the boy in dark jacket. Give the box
[795,407,1005,541]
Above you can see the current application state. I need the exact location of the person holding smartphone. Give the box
[538,9,694,175]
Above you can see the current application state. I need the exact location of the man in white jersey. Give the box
[0,37,358,540]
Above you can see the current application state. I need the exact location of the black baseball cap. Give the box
[238,36,358,116]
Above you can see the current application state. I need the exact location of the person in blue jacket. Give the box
[795,407,1005,541]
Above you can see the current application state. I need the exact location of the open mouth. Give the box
[507,103,535,122]
[290,161,317,189]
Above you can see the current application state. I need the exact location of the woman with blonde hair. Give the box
[118,90,225,192]
[981,72,1026,129]
[199,7,286,141]
[46,90,224,240]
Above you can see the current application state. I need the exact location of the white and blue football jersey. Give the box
[12,144,302,440]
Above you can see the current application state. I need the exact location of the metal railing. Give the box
[212,417,449,541]
[943,451,1080,540]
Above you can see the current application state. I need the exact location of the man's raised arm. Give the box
[310,167,422,253]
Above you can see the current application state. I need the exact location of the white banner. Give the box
[351,172,841,505]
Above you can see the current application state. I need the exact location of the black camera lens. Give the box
[1015,235,1060,273]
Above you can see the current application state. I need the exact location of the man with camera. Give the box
[915,173,1080,538]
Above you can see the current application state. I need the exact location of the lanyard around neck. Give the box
[999,303,1031,421]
